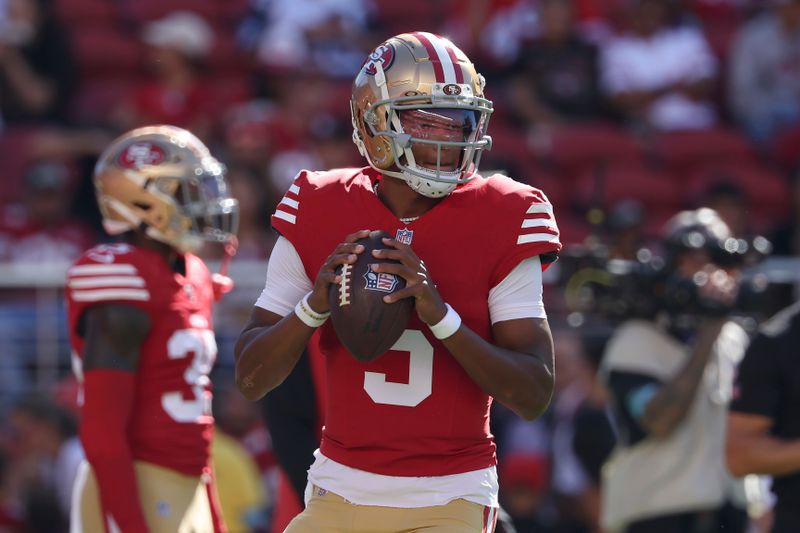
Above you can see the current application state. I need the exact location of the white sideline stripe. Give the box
[517,233,560,245]
[72,289,150,301]
[68,276,145,289]
[289,183,300,195]
[68,264,137,276]
[521,218,558,230]
[526,204,553,215]
[420,31,456,83]
[274,210,297,224]
[280,196,299,209]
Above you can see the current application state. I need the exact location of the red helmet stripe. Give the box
[412,32,446,83]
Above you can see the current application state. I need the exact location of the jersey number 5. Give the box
[163,329,217,423]
[363,330,433,407]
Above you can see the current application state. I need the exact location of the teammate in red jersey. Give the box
[66,125,238,533]
[235,32,561,532]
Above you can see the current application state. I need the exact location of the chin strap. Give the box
[212,235,238,301]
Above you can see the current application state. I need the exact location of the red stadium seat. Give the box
[71,29,142,77]
[0,128,38,204]
[685,162,791,229]
[521,168,566,209]
[55,0,119,26]
[206,77,253,113]
[652,128,756,174]
[71,78,135,126]
[770,126,800,173]
[574,161,682,213]
[123,0,221,23]
[373,0,445,36]
[542,123,643,176]
[205,32,251,76]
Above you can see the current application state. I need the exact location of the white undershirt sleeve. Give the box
[254,236,313,316]
[488,255,546,324]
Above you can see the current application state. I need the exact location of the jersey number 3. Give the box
[163,329,217,423]
[363,330,433,407]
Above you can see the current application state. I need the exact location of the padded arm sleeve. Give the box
[80,369,149,533]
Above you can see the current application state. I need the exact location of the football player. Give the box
[66,125,238,533]
[235,32,561,532]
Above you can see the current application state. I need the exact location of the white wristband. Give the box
[294,292,330,328]
[428,304,462,340]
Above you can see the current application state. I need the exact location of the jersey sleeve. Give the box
[489,180,562,287]
[271,170,318,248]
[66,245,153,332]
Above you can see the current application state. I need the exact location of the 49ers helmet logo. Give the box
[363,43,395,75]
[443,84,462,95]
[118,142,166,169]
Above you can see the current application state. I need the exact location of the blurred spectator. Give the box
[599,209,750,533]
[0,160,94,263]
[446,0,539,67]
[0,0,75,128]
[550,329,615,533]
[605,199,647,259]
[729,0,800,144]
[227,167,278,260]
[507,0,607,132]
[600,0,719,131]
[238,0,373,78]
[699,179,751,238]
[4,394,82,531]
[114,11,215,140]
[770,171,800,256]
[212,430,270,532]
[499,453,552,532]
[213,381,279,519]
[727,299,800,533]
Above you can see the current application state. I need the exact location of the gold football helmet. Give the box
[351,32,493,198]
[94,125,239,253]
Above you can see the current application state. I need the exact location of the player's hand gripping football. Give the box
[370,236,448,325]
[307,229,371,313]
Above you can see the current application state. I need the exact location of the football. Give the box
[328,230,414,362]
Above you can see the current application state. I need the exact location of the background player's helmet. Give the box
[94,125,239,253]
[661,207,746,267]
[351,32,493,198]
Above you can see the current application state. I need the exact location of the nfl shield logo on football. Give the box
[364,268,399,293]
[396,228,413,245]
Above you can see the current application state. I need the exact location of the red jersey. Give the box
[66,243,217,476]
[271,167,561,477]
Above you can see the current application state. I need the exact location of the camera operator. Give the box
[726,297,800,533]
[599,208,753,533]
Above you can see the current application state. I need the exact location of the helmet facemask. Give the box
[147,159,239,253]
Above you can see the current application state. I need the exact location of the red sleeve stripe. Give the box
[68,264,138,276]
[71,288,150,302]
[68,276,145,289]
